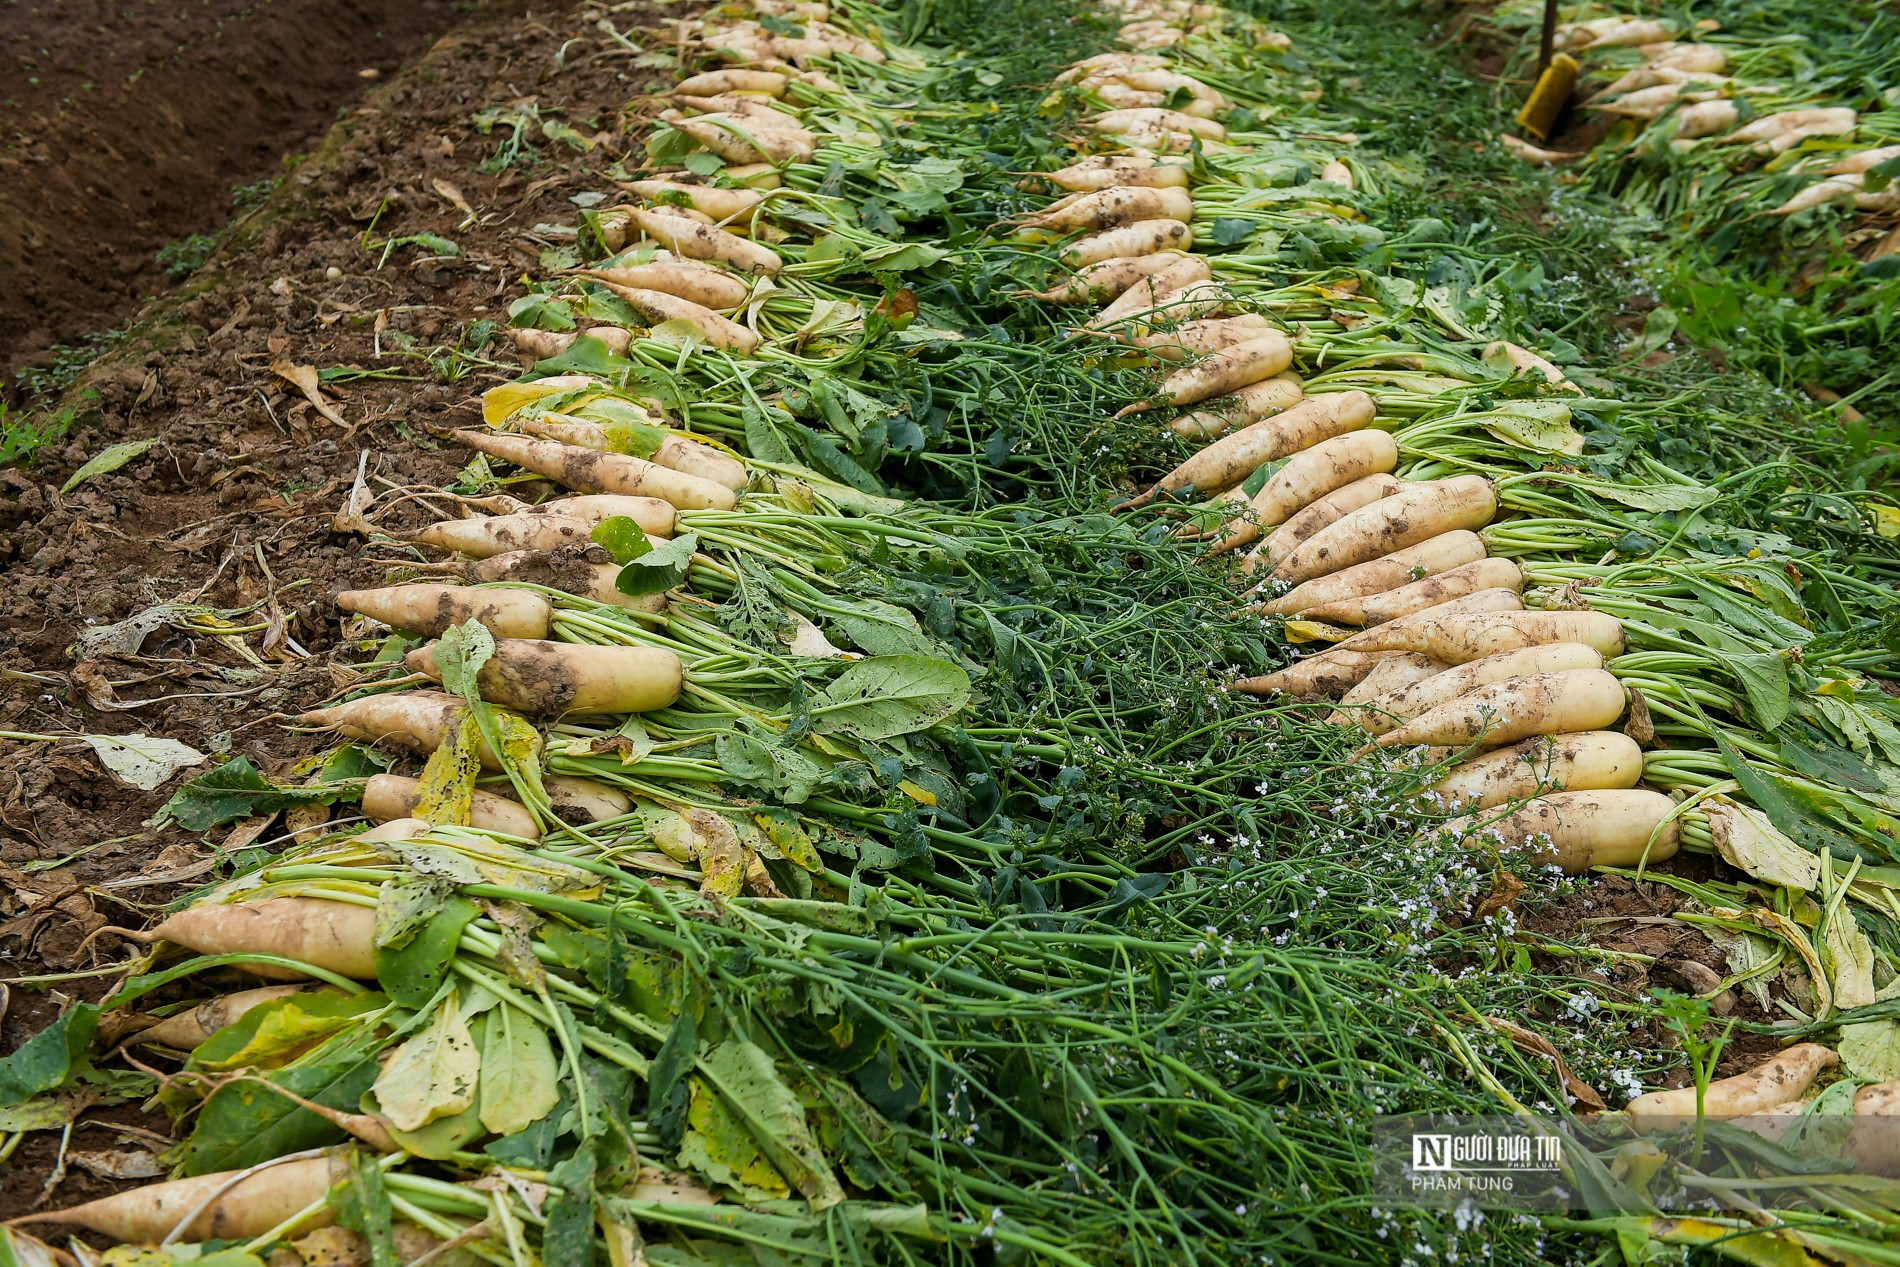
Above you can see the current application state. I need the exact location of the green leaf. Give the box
[692,1040,845,1208]
[1480,400,1584,456]
[810,656,971,741]
[160,755,344,831]
[1210,217,1254,247]
[60,437,158,494]
[374,890,479,1009]
[590,515,655,564]
[545,1141,600,1267]
[192,992,387,1072]
[176,1031,384,1174]
[508,295,578,331]
[744,402,800,464]
[1732,652,1792,731]
[477,1005,561,1136]
[648,1009,698,1149]
[616,532,698,596]
[683,150,725,177]
[330,1146,400,1267]
[371,995,481,1132]
[0,1005,98,1109]
[857,242,950,272]
[715,731,823,804]
[534,334,634,379]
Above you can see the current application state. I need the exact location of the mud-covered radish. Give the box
[134,984,313,1051]
[21,1156,335,1243]
[1341,609,1627,662]
[595,282,761,353]
[1125,391,1375,510]
[452,545,669,614]
[1373,668,1626,750]
[337,584,552,640]
[1230,648,1413,699]
[1628,1045,1837,1124]
[1271,475,1497,585]
[1256,531,1487,617]
[450,430,740,512]
[127,898,381,980]
[535,494,678,536]
[1169,373,1304,439]
[628,206,782,274]
[1117,333,1295,414]
[1429,788,1681,874]
[511,414,748,491]
[1085,254,1212,329]
[1019,253,1187,303]
[408,513,597,559]
[1299,557,1523,627]
[1241,473,1403,578]
[1059,219,1194,267]
[1426,731,1643,810]
[296,691,536,769]
[1203,430,1399,555]
[407,639,684,716]
[580,259,752,308]
[1348,642,1606,737]
[363,773,541,838]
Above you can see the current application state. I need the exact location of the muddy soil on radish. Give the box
[0,0,689,1222]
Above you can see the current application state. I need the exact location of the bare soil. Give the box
[0,0,688,1220]
[0,0,502,379]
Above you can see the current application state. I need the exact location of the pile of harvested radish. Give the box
[7,0,1900,1263]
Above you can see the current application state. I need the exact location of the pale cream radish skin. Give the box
[129,897,381,980]
[1125,390,1376,510]
[451,430,741,512]
[618,181,766,220]
[407,639,685,716]
[1040,157,1192,191]
[580,260,753,309]
[546,775,634,824]
[134,983,313,1050]
[337,584,553,640]
[511,415,749,491]
[1129,314,1273,361]
[1011,185,1195,232]
[1426,731,1643,811]
[1117,333,1295,414]
[1271,475,1498,585]
[535,494,679,537]
[1084,254,1213,329]
[1430,788,1680,874]
[1204,430,1399,555]
[629,206,783,274]
[1300,557,1524,627]
[296,691,536,770]
[1348,643,1607,737]
[1373,668,1626,750]
[1230,648,1410,699]
[674,68,790,97]
[1257,531,1487,618]
[1087,107,1225,141]
[1627,1045,1838,1125]
[362,773,542,839]
[1342,609,1628,663]
[22,1156,335,1243]
[1482,340,1581,394]
[672,94,805,129]
[1242,473,1403,578]
[1325,652,1447,724]
[1059,218,1194,267]
[408,512,597,559]
[1328,588,1525,654]
[596,282,761,353]
[668,113,815,164]
[1169,372,1303,439]
[512,326,632,359]
[1020,252,1188,303]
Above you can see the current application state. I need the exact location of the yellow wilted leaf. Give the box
[1872,504,1900,538]
[897,780,938,807]
[413,713,483,826]
[1282,619,1351,644]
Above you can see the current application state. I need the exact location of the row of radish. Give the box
[1008,46,1683,879]
[9,0,1900,1260]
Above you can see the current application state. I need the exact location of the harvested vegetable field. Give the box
[2,0,1900,1263]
